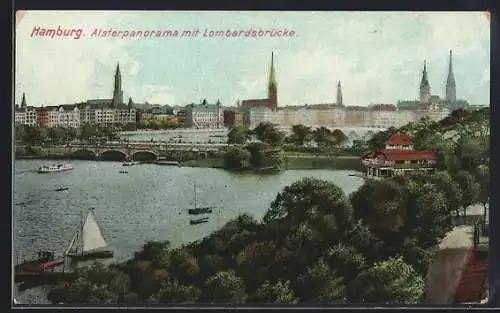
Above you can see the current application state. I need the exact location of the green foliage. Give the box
[454,170,480,213]
[223,146,250,171]
[201,270,247,303]
[290,124,312,146]
[296,258,346,303]
[227,125,251,145]
[264,177,353,234]
[253,122,284,146]
[347,256,425,304]
[350,180,406,233]
[251,279,298,304]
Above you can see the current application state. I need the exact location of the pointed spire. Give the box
[446,49,457,105]
[268,52,277,88]
[447,50,455,85]
[127,97,133,108]
[116,62,121,75]
[336,81,343,106]
[21,92,26,107]
[420,60,430,88]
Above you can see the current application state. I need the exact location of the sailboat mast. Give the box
[79,210,84,253]
[194,183,197,209]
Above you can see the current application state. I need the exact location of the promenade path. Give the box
[425,204,486,304]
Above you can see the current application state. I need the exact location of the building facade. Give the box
[184,99,224,129]
[361,133,436,179]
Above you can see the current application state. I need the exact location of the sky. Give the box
[15,11,490,107]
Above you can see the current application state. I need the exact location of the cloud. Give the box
[130,85,176,104]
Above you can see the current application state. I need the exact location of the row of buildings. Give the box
[15,51,484,131]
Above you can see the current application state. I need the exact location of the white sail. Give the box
[64,232,78,256]
[81,211,108,253]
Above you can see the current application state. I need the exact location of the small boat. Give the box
[188,207,213,215]
[15,250,64,273]
[190,217,209,225]
[37,164,73,173]
[119,170,128,174]
[122,161,140,166]
[188,184,215,215]
[155,160,180,166]
[54,187,69,192]
[65,208,114,261]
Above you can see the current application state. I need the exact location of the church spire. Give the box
[268,52,277,89]
[336,81,343,106]
[445,50,457,106]
[419,60,431,106]
[21,92,27,107]
[267,52,278,111]
[112,62,123,108]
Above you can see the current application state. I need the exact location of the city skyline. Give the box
[15,11,490,107]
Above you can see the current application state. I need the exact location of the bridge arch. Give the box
[130,150,159,161]
[99,150,128,161]
[72,149,97,160]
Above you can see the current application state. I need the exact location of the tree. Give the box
[245,142,267,168]
[295,258,346,303]
[227,125,251,145]
[347,256,425,304]
[367,127,397,150]
[48,263,131,304]
[402,181,451,248]
[251,280,298,304]
[291,124,312,146]
[253,122,283,146]
[323,243,367,282]
[454,170,480,218]
[149,279,200,304]
[475,164,490,220]
[331,129,348,147]
[349,180,406,234]
[201,270,247,303]
[312,127,333,148]
[223,146,250,171]
[264,178,353,235]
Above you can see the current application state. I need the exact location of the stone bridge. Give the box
[44,142,228,161]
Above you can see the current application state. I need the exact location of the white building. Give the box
[243,106,274,129]
[184,99,224,129]
[14,106,37,126]
[55,105,80,128]
[94,107,116,125]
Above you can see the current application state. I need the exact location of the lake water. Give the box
[13,159,364,304]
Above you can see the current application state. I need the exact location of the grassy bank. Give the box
[283,155,362,171]
[181,157,225,168]
[183,155,362,171]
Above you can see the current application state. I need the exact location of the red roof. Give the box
[241,99,270,108]
[385,133,413,145]
[374,149,435,161]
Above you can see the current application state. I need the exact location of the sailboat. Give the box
[188,184,215,215]
[65,208,113,261]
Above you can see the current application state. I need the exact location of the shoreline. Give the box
[119,128,229,136]
[15,154,362,171]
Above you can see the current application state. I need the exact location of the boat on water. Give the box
[15,250,64,273]
[65,208,113,261]
[188,207,213,215]
[190,217,209,225]
[37,164,73,173]
[155,160,180,166]
[188,184,215,215]
[119,170,128,174]
[122,161,140,166]
[54,187,69,192]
